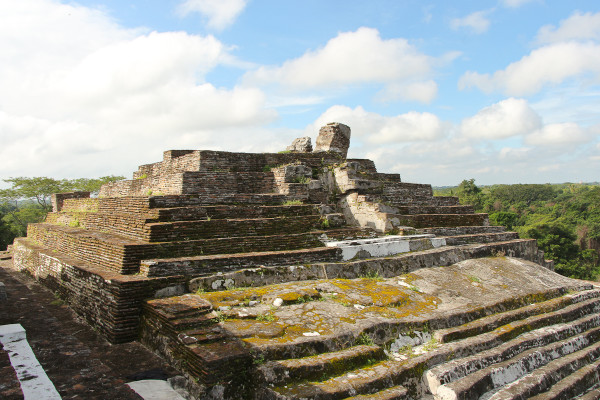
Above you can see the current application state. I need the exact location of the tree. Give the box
[456,179,483,209]
[489,211,519,230]
[0,175,124,245]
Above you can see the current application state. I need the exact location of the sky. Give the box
[1,0,600,186]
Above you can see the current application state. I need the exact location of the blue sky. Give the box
[1,0,599,186]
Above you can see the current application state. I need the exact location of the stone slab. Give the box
[325,234,446,260]
[127,379,186,400]
[0,323,61,400]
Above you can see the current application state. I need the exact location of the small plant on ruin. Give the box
[362,270,383,280]
[468,275,481,283]
[408,285,421,293]
[355,333,375,346]
[282,199,303,206]
[295,295,312,304]
[214,311,228,322]
[256,312,275,322]
[422,338,439,351]
[50,292,65,306]
[252,353,266,365]
[320,217,330,229]
[293,176,311,184]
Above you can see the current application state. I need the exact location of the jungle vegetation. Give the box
[435,179,600,281]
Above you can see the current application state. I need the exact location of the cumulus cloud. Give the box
[0,0,274,178]
[244,27,438,103]
[459,42,600,96]
[450,11,491,34]
[498,147,532,160]
[524,122,591,146]
[460,98,541,139]
[176,0,248,30]
[307,105,447,146]
[536,11,600,44]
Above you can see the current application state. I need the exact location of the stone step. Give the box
[387,213,489,229]
[430,196,461,206]
[149,193,290,207]
[27,222,369,275]
[443,232,519,246]
[433,289,600,343]
[392,205,474,215]
[140,247,342,277]
[188,239,557,292]
[145,214,324,242]
[26,223,152,274]
[485,342,600,400]
[254,292,599,399]
[425,312,600,395]
[263,358,405,400]
[342,385,409,399]
[433,325,600,400]
[573,387,600,400]
[149,204,320,222]
[255,345,386,385]
[418,226,506,236]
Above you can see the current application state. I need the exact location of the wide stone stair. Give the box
[257,288,600,399]
[38,196,367,276]
[137,256,600,399]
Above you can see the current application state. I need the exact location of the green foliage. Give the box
[0,175,124,250]
[282,200,303,206]
[436,180,600,281]
[355,333,375,346]
[491,184,556,205]
[489,211,519,230]
[256,312,275,322]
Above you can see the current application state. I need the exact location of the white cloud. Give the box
[536,11,600,44]
[307,105,446,146]
[450,11,491,34]
[244,27,438,103]
[524,122,591,146]
[460,98,541,139]
[0,0,275,179]
[500,0,537,8]
[459,42,600,96]
[498,147,532,160]
[377,80,438,104]
[176,0,248,30]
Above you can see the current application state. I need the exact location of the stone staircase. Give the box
[138,257,599,399]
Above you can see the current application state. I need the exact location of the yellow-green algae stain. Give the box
[172,276,442,346]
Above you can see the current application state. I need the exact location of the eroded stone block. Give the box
[315,122,351,158]
[286,136,312,152]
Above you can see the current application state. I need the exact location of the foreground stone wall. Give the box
[12,238,187,343]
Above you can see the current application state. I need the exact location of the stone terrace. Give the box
[11,123,599,399]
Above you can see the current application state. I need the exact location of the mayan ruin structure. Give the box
[8,123,600,399]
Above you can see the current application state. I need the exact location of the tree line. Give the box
[0,176,124,250]
[435,179,600,281]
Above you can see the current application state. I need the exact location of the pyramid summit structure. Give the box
[12,123,600,399]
